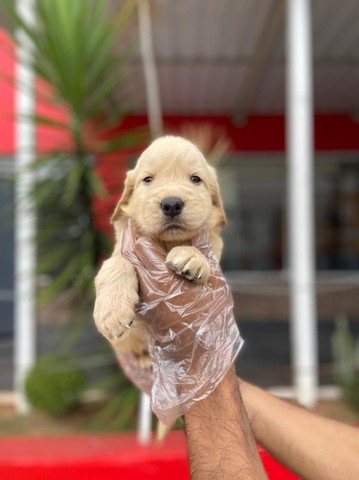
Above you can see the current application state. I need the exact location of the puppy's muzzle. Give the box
[161,196,184,217]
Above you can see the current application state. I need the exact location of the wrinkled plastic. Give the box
[119,220,243,424]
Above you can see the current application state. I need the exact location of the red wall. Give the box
[0,29,15,155]
[109,114,359,153]
[2,27,359,156]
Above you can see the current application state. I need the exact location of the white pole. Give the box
[138,0,163,137]
[137,0,164,443]
[286,0,318,407]
[14,0,37,414]
[138,392,152,444]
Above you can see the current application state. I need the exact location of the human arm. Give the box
[121,223,266,478]
[185,366,267,480]
[240,379,359,480]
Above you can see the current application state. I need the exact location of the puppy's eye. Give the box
[191,175,201,184]
[143,176,154,184]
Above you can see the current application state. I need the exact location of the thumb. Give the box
[121,220,167,272]
[133,236,169,274]
[133,237,178,311]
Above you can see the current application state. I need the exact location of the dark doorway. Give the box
[0,175,14,336]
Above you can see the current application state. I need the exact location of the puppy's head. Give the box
[112,136,226,243]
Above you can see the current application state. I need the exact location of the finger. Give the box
[133,236,169,273]
[122,221,168,273]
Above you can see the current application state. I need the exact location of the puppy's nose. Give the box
[161,197,184,217]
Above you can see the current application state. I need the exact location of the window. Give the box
[218,152,359,272]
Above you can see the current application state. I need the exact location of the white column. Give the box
[138,0,163,137]
[137,0,163,443]
[138,392,152,444]
[286,0,318,407]
[14,0,37,414]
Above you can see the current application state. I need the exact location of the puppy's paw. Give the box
[93,257,139,341]
[166,246,210,284]
[94,292,137,341]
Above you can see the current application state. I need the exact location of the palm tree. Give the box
[3,0,147,430]
[4,0,145,312]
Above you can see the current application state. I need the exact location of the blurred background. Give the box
[0,0,359,437]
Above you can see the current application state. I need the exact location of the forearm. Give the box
[185,367,267,480]
[240,380,359,480]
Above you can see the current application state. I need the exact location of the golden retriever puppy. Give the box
[93,135,227,363]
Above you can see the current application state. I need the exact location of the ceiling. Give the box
[118,0,359,117]
[2,0,359,117]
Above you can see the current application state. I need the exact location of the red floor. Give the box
[0,431,299,480]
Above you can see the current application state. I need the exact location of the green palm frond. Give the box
[2,0,146,431]
[3,0,143,310]
[4,0,140,146]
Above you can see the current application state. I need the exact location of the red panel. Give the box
[0,29,15,155]
[111,114,287,152]
[36,78,71,153]
[259,447,300,480]
[315,114,359,151]
[0,432,190,480]
[0,432,298,480]
[93,152,130,235]
[111,113,359,153]
[164,115,286,152]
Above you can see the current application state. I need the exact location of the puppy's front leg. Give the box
[94,255,139,341]
[166,246,210,284]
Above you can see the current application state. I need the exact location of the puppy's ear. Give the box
[208,166,227,228]
[111,170,135,223]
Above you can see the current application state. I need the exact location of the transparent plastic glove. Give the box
[120,220,243,424]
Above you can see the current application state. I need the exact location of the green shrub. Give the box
[342,370,359,410]
[25,355,87,417]
[332,315,359,411]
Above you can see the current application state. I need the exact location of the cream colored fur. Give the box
[93,135,226,363]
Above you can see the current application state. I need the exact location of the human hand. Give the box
[121,221,243,424]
